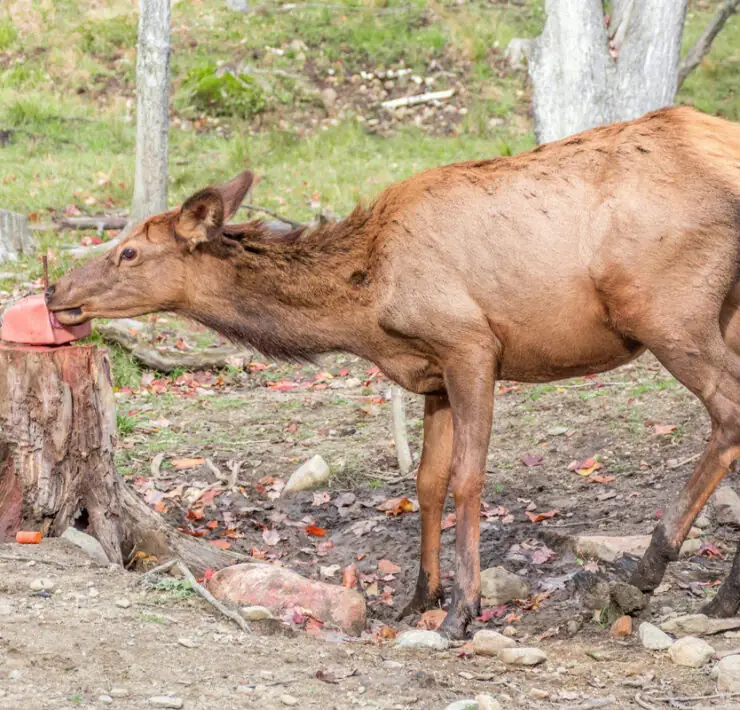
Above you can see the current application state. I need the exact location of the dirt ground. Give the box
[4,347,740,710]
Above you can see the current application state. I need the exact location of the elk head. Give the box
[46,170,256,325]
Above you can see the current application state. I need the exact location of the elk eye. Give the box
[120,247,138,262]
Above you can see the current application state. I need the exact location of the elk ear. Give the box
[175,188,225,250]
[215,169,256,221]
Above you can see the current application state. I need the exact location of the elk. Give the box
[48,106,740,638]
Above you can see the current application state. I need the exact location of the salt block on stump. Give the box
[208,563,367,635]
[0,294,90,345]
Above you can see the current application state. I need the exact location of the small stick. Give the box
[667,452,701,469]
[566,697,616,710]
[634,695,658,710]
[238,203,302,229]
[0,554,68,569]
[42,254,49,291]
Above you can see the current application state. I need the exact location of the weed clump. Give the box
[178,63,266,119]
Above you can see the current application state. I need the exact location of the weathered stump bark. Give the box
[0,343,237,574]
[0,209,35,264]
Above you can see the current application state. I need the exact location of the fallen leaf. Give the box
[206,520,219,530]
[305,524,327,537]
[589,474,616,484]
[653,424,677,436]
[417,608,446,630]
[478,605,508,621]
[185,508,204,521]
[568,456,603,477]
[521,453,544,467]
[441,512,457,530]
[209,539,231,550]
[378,559,401,575]
[320,564,341,578]
[172,457,205,470]
[377,497,419,516]
[374,624,397,641]
[312,491,331,506]
[334,492,357,507]
[699,542,723,559]
[263,529,281,546]
[342,563,358,589]
[525,509,560,523]
[531,545,557,564]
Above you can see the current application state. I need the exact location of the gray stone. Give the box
[480,567,530,604]
[714,654,740,692]
[320,87,338,111]
[574,535,650,563]
[396,630,450,651]
[280,695,298,706]
[668,636,715,668]
[283,455,331,493]
[225,0,249,11]
[639,622,674,651]
[610,582,646,614]
[115,598,131,609]
[109,687,129,698]
[712,486,740,526]
[472,629,517,656]
[500,647,547,666]
[695,515,711,529]
[475,696,501,710]
[98,696,114,705]
[687,526,701,539]
[444,701,477,710]
[149,697,183,709]
[661,614,710,636]
[29,578,54,592]
[679,538,702,558]
[177,637,198,649]
[61,527,110,566]
[239,605,274,621]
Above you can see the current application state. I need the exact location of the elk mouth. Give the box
[49,307,87,327]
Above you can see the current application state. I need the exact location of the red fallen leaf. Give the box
[699,542,723,559]
[356,552,367,561]
[172,457,205,470]
[305,524,327,537]
[206,520,219,530]
[177,526,207,537]
[247,361,268,372]
[316,540,334,556]
[568,456,602,476]
[378,559,401,575]
[209,539,231,550]
[377,497,419,516]
[531,545,557,565]
[655,509,664,520]
[185,508,204,521]
[268,379,299,391]
[458,643,474,659]
[203,569,215,581]
[342,563,358,589]
[503,613,522,624]
[263,528,281,546]
[526,509,560,523]
[441,513,457,530]
[478,605,509,622]
[589,474,616,484]
[153,501,168,513]
[367,366,380,376]
[521,453,544,467]
[199,489,221,506]
[417,608,446,630]
[251,547,268,560]
[338,368,350,377]
[653,424,677,436]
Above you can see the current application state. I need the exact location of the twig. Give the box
[381,89,455,111]
[238,203,302,228]
[667,452,701,470]
[634,695,658,710]
[559,381,626,389]
[642,691,740,703]
[151,452,165,478]
[677,0,739,89]
[0,554,68,569]
[227,459,242,489]
[567,697,616,710]
[390,386,413,476]
[140,558,251,633]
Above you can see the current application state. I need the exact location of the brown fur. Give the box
[49,106,740,636]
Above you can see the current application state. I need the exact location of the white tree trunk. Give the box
[390,386,413,476]
[530,0,688,144]
[0,209,35,264]
[129,0,171,227]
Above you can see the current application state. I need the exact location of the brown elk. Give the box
[48,106,740,638]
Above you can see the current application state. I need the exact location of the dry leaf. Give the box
[521,454,544,467]
[441,512,457,530]
[172,457,205,470]
[589,474,615,484]
[263,529,281,546]
[417,608,446,630]
[342,563,358,589]
[377,497,419,516]
[653,424,677,436]
[209,539,231,550]
[525,509,560,523]
[305,524,327,537]
[568,456,602,476]
[378,559,401,575]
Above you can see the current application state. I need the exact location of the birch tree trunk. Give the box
[129,0,171,227]
[529,0,689,144]
[0,209,35,264]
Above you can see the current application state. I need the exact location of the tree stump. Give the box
[0,209,35,264]
[0,342,237,574]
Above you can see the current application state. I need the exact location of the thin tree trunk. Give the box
[129,0,171,228]
[0,343,237,574]
[0,209,35,264]
[391,386,413,476]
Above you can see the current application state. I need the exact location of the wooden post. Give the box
[0,342,237,574]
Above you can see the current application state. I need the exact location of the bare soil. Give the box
[3,347,740,710]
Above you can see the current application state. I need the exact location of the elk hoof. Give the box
[702,588,740,618]
[397,570,445,621]
[438,584,478,640]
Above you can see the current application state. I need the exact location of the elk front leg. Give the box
[438,357,495,640]
[703,537,740,617]
[399,393,453,618]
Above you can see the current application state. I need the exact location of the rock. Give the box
[239,605,274,621]
[610,582,646,614]
[530,688,549,700]
[687,526,701,539]
[99,696,114,705]
[444,701,477,710]
[226,0,249,11]
[320,88,338,111]
[505,38,534,69]
[345,377,362,388]
[177,637,198,649]
[707,617,740,634]
[659,613,740,637]
[714,654,740,692]
[0,602,13,615]
[383,660,404,669]
[396,630,449,651]
[472,629,517,656]
[500,647,547,666]
[480,567,530,604]
[582,579,611,612]
[574,535,651,563]
[115,598,131,609]
[639,622,674,650]
[712,486,740,526]
[109,687,129,698]
[149,697,184,709]
[280,695,298,707]
[679,538,702,558]
[475,695,501,710]
[208,563,365,635]
[669,636,715,668]
[695,515,711,529]
[61,527,110,566]
[610,615,632,639]
[283,455,331,493]
[29,578,54,592]
[502,625,518,637]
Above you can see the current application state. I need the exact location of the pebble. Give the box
[98,695,114,705]
[669,636,715,668]
[148,697,184,709]
[573,535,650,563]
[109,687,130,698]
[0,602,13,615]
[472,629,517,656]
[661,613,740,637]
[444,701,477,710]
[280,694,299,706]
[345,377,362,388]
[88,587,100,598]
[29,578,54,592]
[480,567,530,605]
[500,647,547,666]
[530,688,549,700]
[115,598,131,609]
[239,605,274,621]
[713,654,740,691]
[383,660,404,669]
[712,486,740,526]
[639,622,674,651]
[679,538,702,557]
[687,526,701,539]
[476,694,501,710]
[396,630,450,651]
[502,625,518,637]
[695,515,711,529]
[177,637,198,648]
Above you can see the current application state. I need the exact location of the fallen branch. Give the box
[390,386,413,476]
[238,203,303,228]
[633,695,658,710]
[30,216,129,232]
[381,89,455,111]
[141,558,250,633]
[567,697,616,710]
[639,691,740,704]
[96,318,250,372]
[677,0,739,89]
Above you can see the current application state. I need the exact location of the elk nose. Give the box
[44,284,55,304]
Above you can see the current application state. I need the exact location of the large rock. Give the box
[712,487,740,526]
[573,535,650,563]
[480,567,530,604]
[714,654,740,692]
[500,647,547,666]
[61,527,110,566]
[610,582,646,614]
[395,630,449,651]
[472,629,517,656]
[208,563,365,635]
[283,455,331,493]
[668,636,715,668]
[661,613,740,637]
[639,622,673,651]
